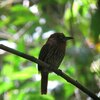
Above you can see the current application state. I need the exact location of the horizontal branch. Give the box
[0,44,99,100]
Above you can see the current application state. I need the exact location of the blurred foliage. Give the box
[0,0,100,100]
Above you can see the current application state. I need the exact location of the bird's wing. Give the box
[38,43,50,71]
[39,44,50,60]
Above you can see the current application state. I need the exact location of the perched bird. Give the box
[38,33,73,94]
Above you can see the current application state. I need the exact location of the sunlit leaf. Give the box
[0,81,14,94]
[28,47,40,58]
[2,64,14,76]
[9,66,37,80]
[9,5,39,25]
[64,83,75,98]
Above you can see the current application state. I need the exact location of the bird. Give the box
[38,33,73,94]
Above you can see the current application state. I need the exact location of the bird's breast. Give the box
[44,42,66,69]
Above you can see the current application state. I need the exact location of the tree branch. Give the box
[0,44,99,100]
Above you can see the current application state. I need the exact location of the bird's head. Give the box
[49,33,73,43]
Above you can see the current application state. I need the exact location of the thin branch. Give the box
[13,22,33,40]
[0,44,99,100]
[0,32,13,40]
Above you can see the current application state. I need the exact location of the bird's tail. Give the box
[41,72,48,94]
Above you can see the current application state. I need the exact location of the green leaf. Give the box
[28,47,40,58]
[9,5,39,25]
[64,83,75,98]
[9,66,37,80]
[91,10,100,43]
[23,94,54,100]
[0,81,14,94]
[55,0,68,4]
[2,64,14,76]
[16,38,25,52]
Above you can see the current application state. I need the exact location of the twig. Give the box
[0,44,100,100]
[13,22,33,40]
[0,32,13,40]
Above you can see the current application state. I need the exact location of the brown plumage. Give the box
[38,33,73,94]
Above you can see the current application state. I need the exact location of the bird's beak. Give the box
[65,37,73,40]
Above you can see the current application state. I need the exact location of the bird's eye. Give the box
[60,36,63,39]
[60,36,64,39]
